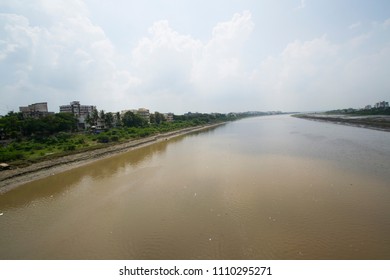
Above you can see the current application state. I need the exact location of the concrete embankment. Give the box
[0,123,225,193]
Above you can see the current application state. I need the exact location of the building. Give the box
[137,108,150,123]
[112,112,121,127]
[365,105,372,110]
[164,113,174,122]
[19,102,52,118]
[121,108,151,123]
[59,101,96,117]
[59,101,96,129]
[375,101,389,109]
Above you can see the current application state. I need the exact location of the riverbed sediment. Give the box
[0,123,225,193]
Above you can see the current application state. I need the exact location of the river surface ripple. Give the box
[1,115,389,259]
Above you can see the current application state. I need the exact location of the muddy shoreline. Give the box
[293,114,390,132]
[0,123,225,193]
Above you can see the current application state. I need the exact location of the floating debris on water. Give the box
[0,213,4,216]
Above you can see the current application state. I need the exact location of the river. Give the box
[1,115,389,259]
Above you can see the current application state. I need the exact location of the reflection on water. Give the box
[0,134,184,210]
[0,115,390,259]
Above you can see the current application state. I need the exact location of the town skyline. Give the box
[15,99,389,117]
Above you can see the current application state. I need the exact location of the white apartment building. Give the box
[121,108,151,123]
[59,101,96,129]
[164,113,174,122]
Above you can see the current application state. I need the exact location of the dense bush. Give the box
[76,138,86,145]
[110,135,119,142]
[63,144,76,151]
[45,136,59,145]
[0,150,25,162]
[56,132,72,142]
[97,134,109,143]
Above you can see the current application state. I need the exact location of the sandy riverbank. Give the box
[0,123,225,193]
[293,114,390,132]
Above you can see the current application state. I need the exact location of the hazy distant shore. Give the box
[293,114,390,132]
[0,123,225,193]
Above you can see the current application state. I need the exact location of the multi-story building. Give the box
[137,108,150,123]
[59,101,96,129]
[59,101,95,117]
[164,113,174,122]
[121,108,151,123]
[19,102,52,118]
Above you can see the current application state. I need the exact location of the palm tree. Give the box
[91,108,99,126]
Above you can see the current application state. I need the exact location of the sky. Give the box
[1,0,390,114]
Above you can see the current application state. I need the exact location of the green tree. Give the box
[154,112,165,125]
[0,111,23,139]
[86,113,93,127]
[53,113,78,132]
[122,111,146,128]
[99,110,105,121]
[98,110,106,128]
[91,108,99,126]
[104,112,114,129]
[21,113,77,137]
[149,113,156,124]
[115,112,121,127]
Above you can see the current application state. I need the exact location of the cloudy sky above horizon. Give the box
[1,0,390,114]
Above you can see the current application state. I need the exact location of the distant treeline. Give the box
[0,110,267,164]
[326,107,390,115]
[0,112,78,140]
[0,110,273,141]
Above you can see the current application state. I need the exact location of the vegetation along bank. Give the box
[0,110,275,192]
[293,105,390,132]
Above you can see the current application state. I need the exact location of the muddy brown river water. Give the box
[1,115,389,259]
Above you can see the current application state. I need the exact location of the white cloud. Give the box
[348,21,361,30]
[0,0,139,113]
[132,20,201,90]
[190,10,255,106]
[384,18,390,29]
[130,11,255,112]
[1,2,389,114]
[252,35,342,110]
[295,0,306,11]
[251,27,390,111]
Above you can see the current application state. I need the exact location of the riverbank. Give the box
[0,123,225,193]
[293,114,390,132]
